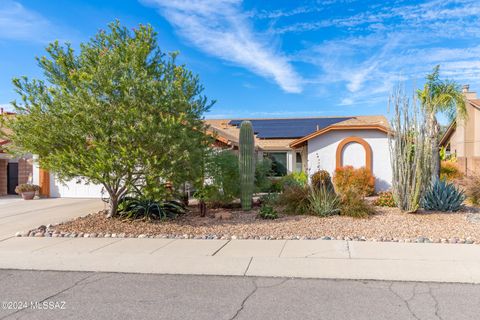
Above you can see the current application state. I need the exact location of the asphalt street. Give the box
[0,270,479,320]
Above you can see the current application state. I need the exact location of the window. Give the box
[264,152,287,176]
[295,152,303,172]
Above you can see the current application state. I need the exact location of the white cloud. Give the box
[284,0,480,107]
[0,1,54,42]
[141,0,303,93]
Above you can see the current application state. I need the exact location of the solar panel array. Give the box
[228,117,352,139]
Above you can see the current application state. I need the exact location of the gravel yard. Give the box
[36,205,480,244]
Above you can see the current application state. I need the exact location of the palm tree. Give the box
[417,65,467,181]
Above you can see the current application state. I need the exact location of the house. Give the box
[440,85,479,175]
[206,115,392,191]
[0,113,392,198]
[0,109,102,198]
[0,109,33,196]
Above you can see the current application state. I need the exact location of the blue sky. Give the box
[0,0,479,120]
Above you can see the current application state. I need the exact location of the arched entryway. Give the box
[335,136,372,170]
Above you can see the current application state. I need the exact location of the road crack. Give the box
[428,285,444,320]
[388,282,420,320]
[228,278,258,320]
[228,278,290,320]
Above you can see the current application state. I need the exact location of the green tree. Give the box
[1,21,213,217]
[417,65,466,181]
[204,149,240,203]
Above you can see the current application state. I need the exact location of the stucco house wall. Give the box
[306,129,392,192]
[441,87,480,175]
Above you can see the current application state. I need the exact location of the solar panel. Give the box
[228,117,352,139]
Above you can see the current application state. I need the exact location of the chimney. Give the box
[462,84,477,99]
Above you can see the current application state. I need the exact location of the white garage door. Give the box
[50,174,104,198]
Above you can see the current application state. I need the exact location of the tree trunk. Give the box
[199,200,207,217]
[106,195,119,218]
[430,118,441,182]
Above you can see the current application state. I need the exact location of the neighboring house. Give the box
[0,109,102,198]
[0,109,33,196]
[440,85,479,175]
[206,115,392,191]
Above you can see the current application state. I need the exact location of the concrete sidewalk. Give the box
[0,237,479,283]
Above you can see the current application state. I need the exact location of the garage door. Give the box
[50,175,104,198]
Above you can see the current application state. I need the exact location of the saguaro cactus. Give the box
[239,121,255,211]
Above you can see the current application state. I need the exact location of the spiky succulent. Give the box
[422,179,465,212]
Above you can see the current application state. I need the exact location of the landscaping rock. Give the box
[214,212,233,220]
[466,213,480,223]
[44,205,480,245]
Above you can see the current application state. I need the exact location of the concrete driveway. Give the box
[0,197,104,240]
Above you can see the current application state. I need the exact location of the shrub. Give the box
[205,150,240,204]
[277,185,310,215]
[118,198,187,220]
[259,193,279,206]
[422,179,465,212]
[307,185,341,217]
[280,172,308,189]
[255,158,273,192]
[15,184,40,193]
[258,204,278,220]
[193,185,235,208]
[373,191,396,207]
[340,191,374,218]
[311,170,334,192]
[440,161,462,181]
[278,184,342,217]
[463,175,480,205]
[333,166,375,196]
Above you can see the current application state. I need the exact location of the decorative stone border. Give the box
[16,224,478,244]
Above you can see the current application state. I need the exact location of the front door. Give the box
[7,163,18,195]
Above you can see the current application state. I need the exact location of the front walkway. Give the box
[0,197,104,240]
[1,237,479,283]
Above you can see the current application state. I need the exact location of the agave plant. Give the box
[422,179,465,212]
[118,198,187,220]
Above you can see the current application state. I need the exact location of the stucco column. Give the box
[0,159,8,196]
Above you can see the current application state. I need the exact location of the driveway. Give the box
[0,197,104,240]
